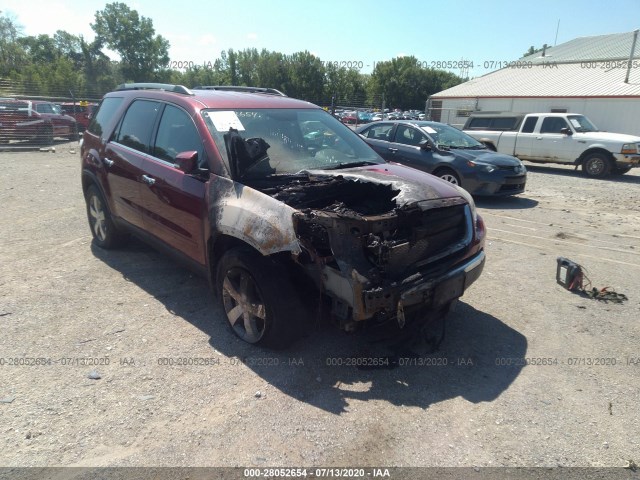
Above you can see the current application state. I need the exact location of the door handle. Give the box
[103,158,114,167]
[536,137,543,140]
[141,175,156,186]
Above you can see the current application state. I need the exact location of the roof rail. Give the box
[115,83,193,95]
[192,85,287,97]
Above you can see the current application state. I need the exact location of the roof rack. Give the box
[192,85,287,97]
[115,83,193,95]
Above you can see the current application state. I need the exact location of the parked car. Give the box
[60,102,98,132]
[356,120,527,196]
[81,83,486,348]
[0,99,76,144]
[463,112,640,177]
[30,101,78,140]
[340,111,357,124]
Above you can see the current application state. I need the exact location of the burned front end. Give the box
[263,171,486,330]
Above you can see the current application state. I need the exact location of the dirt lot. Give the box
[0,142,639,473]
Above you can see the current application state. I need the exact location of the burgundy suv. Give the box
[81,83,486,348]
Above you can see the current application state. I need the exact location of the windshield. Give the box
[567,115,598,133]
[419,122,484,149]
[203,108,384,179]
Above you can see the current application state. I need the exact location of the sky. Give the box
[2,0,640,77]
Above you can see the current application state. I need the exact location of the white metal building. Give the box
[429,30,640,135]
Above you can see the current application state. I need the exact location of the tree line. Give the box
[0,3,463,109]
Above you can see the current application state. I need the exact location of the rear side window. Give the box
[363,123,394,141]
[114,100,161,153]
[467,117,491,129]
[521,116,538,133]
[88,97,124,136]
[491,117,518,130]
[153,105,203,163]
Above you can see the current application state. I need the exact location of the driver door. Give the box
[391,124,434,171]
[138,104,209,265]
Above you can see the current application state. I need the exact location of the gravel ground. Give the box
[0,142,639,473]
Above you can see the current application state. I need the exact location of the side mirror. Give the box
[174,150,199,173]
[560,127,573,136]
[419,140,432,151]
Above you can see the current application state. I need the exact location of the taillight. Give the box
[475,214,486,244]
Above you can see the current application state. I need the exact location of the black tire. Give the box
[84,185,127,249]
[216,247,305,349]
[37,126,53,145]
[433,167,461,186]
[582,152,612,178]
[612,166,632,175]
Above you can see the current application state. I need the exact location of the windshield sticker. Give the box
[207,111,245,131]
[422,126,437,134]
[569,118,581,128]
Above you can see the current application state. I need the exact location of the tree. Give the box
[91,2,169,81]
[0,11,26,77]
[523,46,544,57]
[369,56,462,110]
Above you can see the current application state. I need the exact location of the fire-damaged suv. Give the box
[81,83,486,348]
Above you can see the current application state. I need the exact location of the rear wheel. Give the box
[433,168,461,186]
[85,185,127,249]
[216,248,305,349]
[582,153,612,178]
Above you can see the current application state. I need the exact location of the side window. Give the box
[88,97,124,136]
[491,117,518,130]
[395,125,426,146]
[521,116,538,133]
[152,105,203,163]
[468,117,491,129]
[114,100,161,153]
[365,124,393,141]
[36,103,54,114]
[540,117,569,134]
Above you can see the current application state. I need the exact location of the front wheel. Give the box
[433,168,461,186]
[582,153,612,178]
[216,248,305,349]
[37,126,53,145]
[85,185,127,249]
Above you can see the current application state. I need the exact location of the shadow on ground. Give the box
[475,196,539,210]
[524,163,640,184]
[92,239,527,414]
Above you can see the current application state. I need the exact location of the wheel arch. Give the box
[576,147,615,166]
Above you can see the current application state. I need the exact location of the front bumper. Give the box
[464,171,527,196]
[362,250,485,320]
[317,250,485,324]
[613,153,640,167]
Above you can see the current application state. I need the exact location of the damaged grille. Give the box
[365,203,471,279]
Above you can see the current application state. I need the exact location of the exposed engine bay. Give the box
[238,172,477,328]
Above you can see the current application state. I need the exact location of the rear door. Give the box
[360,123,396,160]
[104,99,162,229]
[138,103,208,265]
[514,116,539,160]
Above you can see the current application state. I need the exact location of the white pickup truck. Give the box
[462,113,640,177]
